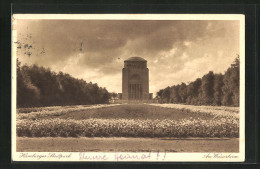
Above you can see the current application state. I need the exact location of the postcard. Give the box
[12,14,245,162]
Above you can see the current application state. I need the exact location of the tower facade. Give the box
[122,57,152,100]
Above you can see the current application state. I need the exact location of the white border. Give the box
[11,14,245,162]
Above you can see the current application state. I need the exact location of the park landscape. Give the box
[15,54,240,152]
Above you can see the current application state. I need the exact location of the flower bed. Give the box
[17,117,239,138]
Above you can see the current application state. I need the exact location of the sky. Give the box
[15,19,240,95]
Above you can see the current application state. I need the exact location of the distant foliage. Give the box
[156,56,240,107]
[17,60,110,107]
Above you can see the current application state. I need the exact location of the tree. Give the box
[156,89,164,103]
[222,56,239,106]
[201,71,215,105]
[171,85,181,103]
[17,63,41,107]
[162,86,171,103]
[178,83,187,103]
[213,74,224,105]
[110,92,118,100]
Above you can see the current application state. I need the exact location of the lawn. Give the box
[19,104,217,120]
[17,137,239,152]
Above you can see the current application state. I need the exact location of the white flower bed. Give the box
[149,104,239,119]
[17,104,120,120]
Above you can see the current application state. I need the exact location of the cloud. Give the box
[16,19,240,94]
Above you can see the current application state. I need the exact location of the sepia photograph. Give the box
[11,14,245,162]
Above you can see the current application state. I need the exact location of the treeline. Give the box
[156,57,240,107]
[17,60,110,107]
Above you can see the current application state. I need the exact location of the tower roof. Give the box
[125,56,146,62]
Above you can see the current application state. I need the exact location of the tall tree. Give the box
[162,86,171,103]
[179,83,187,103]
[156,89,164,103]
[222,56,240,106]
[213,74,224,106]
[201,71,215,105]
[171,85,181,103]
